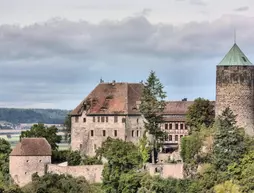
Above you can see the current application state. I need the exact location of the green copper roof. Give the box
[218,43,252,66]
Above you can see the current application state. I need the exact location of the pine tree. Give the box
[213,107,246,171]
[139,71,166,163]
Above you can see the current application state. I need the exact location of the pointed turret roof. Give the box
[218,43,252,66]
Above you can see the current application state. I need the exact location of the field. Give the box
[0,133,70,150]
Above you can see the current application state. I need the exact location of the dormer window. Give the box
[242,57,247,62]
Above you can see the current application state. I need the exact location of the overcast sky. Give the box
[1,0,254,110]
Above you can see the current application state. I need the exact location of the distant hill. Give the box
[0,108,70,124]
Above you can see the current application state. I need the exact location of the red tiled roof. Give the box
[163,101,194,115]
[163,116,186,122]
[71,82,143,115]
[10,138,51,156]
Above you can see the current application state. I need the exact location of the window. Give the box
[80,144,82,149]
[169,135,172,141]
[106,116,108,122]
[175,135,178,141]
[136,130,139,137]
[137,118,139,124]
[169,123,172,130]
[242,57,247,62]
[83,118,86,123]
[101,116,105,123]
[114,130,117,137]
[75,117,79,123]
[132,130,135,137]
[175,123,179,130]
[39,160,42,162]
[93,117,95,122]
[26,160,29,163]
[97,116,100,122]
[180,124,183,130]
[114,116,118,123]
[165,124,168,130]
[165,135,169,141]
[122,118,126,123]
[91,130,94,137]
[180,135,183,138]
[103,130,106,137]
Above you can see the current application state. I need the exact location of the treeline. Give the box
[0,108,70,124]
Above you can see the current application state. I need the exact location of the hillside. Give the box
[0,108,70,124]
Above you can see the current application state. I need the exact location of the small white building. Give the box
[9,138,51,187]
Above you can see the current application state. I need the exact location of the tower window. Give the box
[91,130,94,137]
[114,130,117,137]
[132,130,135,137]
[175,124,179,130]
[180,124,184,130]
[103,130,106,137]
[83,118,86,123]
[165,124,168,130]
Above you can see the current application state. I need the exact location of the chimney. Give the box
[112,80,116,86]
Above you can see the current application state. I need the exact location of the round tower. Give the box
[216,43,254,136]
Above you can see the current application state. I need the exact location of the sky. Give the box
[1,0,254,110]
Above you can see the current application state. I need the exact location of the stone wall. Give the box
[147,163,184,179]
[9,156,51,187]
[216,66,254,136]
[71,113,144,156]
[47,164,104,183]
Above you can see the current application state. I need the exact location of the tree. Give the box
[96,137,141,193]
[228,151,254,192]
[212,108,246,171]
[20,123,62,150]
[22,173,94,193]
[139,71,166,163]
[186,98,215,132]
[0,138,12,184]
[214,181,242,193]
[63,114,71,143]
[67,151,82,166]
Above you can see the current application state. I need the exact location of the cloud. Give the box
[234,6,249,12]
[190,0,207,6]
[0,15,254,109]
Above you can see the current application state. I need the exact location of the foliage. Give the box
[212,108,246,171]
[118,171,145,193]
[0,138,11,185]
[22,173,94,193]
[20,123,62,150]
[81,155,102,165]
[186,98,215,132]
[138,132,150,164]
[97,137,141,193]
[66,151,82,166]
[52,150,69,164]
[63,114,71,143]
[214,181,242,193]
[0,108,69,124]
[228,151,254,192]
[137,174,192,193]
[139,71,166,163]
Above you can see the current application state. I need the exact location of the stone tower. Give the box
[216,43,254,136]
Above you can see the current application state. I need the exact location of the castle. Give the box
[9,42,254,187]
[70,43,254,157]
